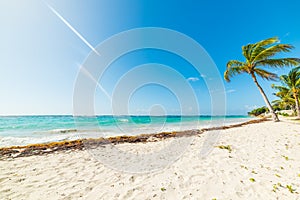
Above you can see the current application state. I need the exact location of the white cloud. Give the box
[187,77,199,82]
[226,89,236,93]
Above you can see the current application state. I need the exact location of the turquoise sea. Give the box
[0,115,250,147]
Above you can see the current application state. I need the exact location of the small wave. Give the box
[0,134,80,148]
[118,119,129,123]
[35,129,78,134]
[50,129,78,133]
[0,117,252,148]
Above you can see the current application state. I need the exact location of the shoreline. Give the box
[1,117,299,199]
[0,115,251,148]
[0,118,268,159]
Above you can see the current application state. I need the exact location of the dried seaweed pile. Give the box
[0,118,268,159]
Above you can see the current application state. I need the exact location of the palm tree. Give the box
[224,37,300,121]
[271,84,296,112]
[278,67,300,118]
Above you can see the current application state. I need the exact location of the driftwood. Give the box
[0,118,269,159]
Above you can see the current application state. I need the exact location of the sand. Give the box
[0,119,300,200]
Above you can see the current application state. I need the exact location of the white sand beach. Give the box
[1,119,300,200]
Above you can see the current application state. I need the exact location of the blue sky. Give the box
[1,0,300,115]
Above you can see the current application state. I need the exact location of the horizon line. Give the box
[0,114,249,117]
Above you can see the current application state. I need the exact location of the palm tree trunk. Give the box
[293,93,300,119]
[250,73,279,122]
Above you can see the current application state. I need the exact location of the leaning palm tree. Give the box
[224,37,300,121]
[278,67,300,118]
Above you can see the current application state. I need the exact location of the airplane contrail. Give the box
[45,2,112,100]
[77,64,112,100]
[45,3,101,56]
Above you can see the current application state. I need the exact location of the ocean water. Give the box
[0,115,250,147]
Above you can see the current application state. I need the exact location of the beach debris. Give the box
[282,155,289,161]
[0,118,268,159]
[146,136,160,142]
[277,182,283,187]
[240,165,248,170]
[286,184,296,193]
[160,187,166,191]
[272,184,279,192]
[129,176,135,182]
[285,144,289,150]
[216,145,232,153]
[249,178,256,182]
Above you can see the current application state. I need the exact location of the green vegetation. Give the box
[278,112,289,117]
[248,106,269,116]
[224,37,300,121]
[272,84,295,113]
[272,66,300,118]
[286,185,296,193]
[240,165,248,170]
[282,155,289,161]
[272,184,278,192]
[216,145,232,153]
[275,173,281,178]
[277,182,283,187]
[160,187,166,191]
[249,178,256,182]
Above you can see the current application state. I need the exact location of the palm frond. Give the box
[255,58,300,68]
[272,97,295,109]
[280,74,290,85]
[255,37,279,48]
[227,60,245,67]
[249,37,279,62]
[272,82,295,110]
[272,85,291,97]
[296,78,300,88]
[271,84,289,91]
[224,60,247,82]
[254,68,278,81]
[253,44,294,62]
[290,66,300,88]
[250,46,265,62]
[242,44,253,63]
[280,66,300,88]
